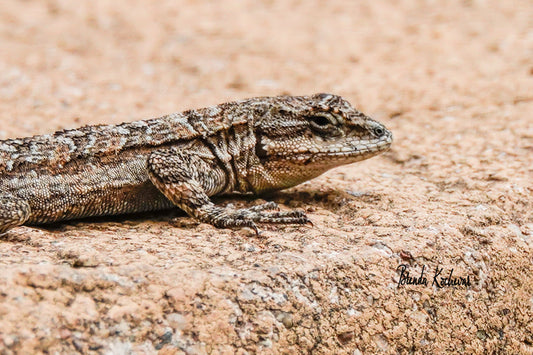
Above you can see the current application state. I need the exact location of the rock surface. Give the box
[0,0,531,354]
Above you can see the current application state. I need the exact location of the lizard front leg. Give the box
[147,148,309,232]
[0,195,31,234]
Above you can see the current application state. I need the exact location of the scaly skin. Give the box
[0,93,392,233]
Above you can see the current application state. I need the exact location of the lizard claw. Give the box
[242,219,260,236]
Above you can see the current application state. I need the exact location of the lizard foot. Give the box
[200,203,310,234]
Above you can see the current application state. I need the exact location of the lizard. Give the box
[0,93,392,234]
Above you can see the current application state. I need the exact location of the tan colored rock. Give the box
[0,0,532,354]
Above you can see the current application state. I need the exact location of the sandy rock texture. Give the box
[0,0,532,353]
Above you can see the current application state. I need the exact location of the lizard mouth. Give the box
[263,134,392,164]
[255,131,393,165]
[303,143,391,165]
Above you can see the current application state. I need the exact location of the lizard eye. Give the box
[373,127,385,136]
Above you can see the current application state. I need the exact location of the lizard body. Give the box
[0,94,392,233]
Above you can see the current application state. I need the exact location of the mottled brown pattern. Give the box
[0,94,392,233]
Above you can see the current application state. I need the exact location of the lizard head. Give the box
[252,93,392,191]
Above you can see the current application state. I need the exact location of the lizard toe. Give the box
[248,201,279,212]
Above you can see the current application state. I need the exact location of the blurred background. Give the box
[1,0,530,136]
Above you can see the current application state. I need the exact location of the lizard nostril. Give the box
[374,127,384,136]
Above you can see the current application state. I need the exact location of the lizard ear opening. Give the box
[309,115,331,127]
[255,135,268,158]
[307,114,337,133]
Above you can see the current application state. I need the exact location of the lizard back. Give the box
[0,103,249,173]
